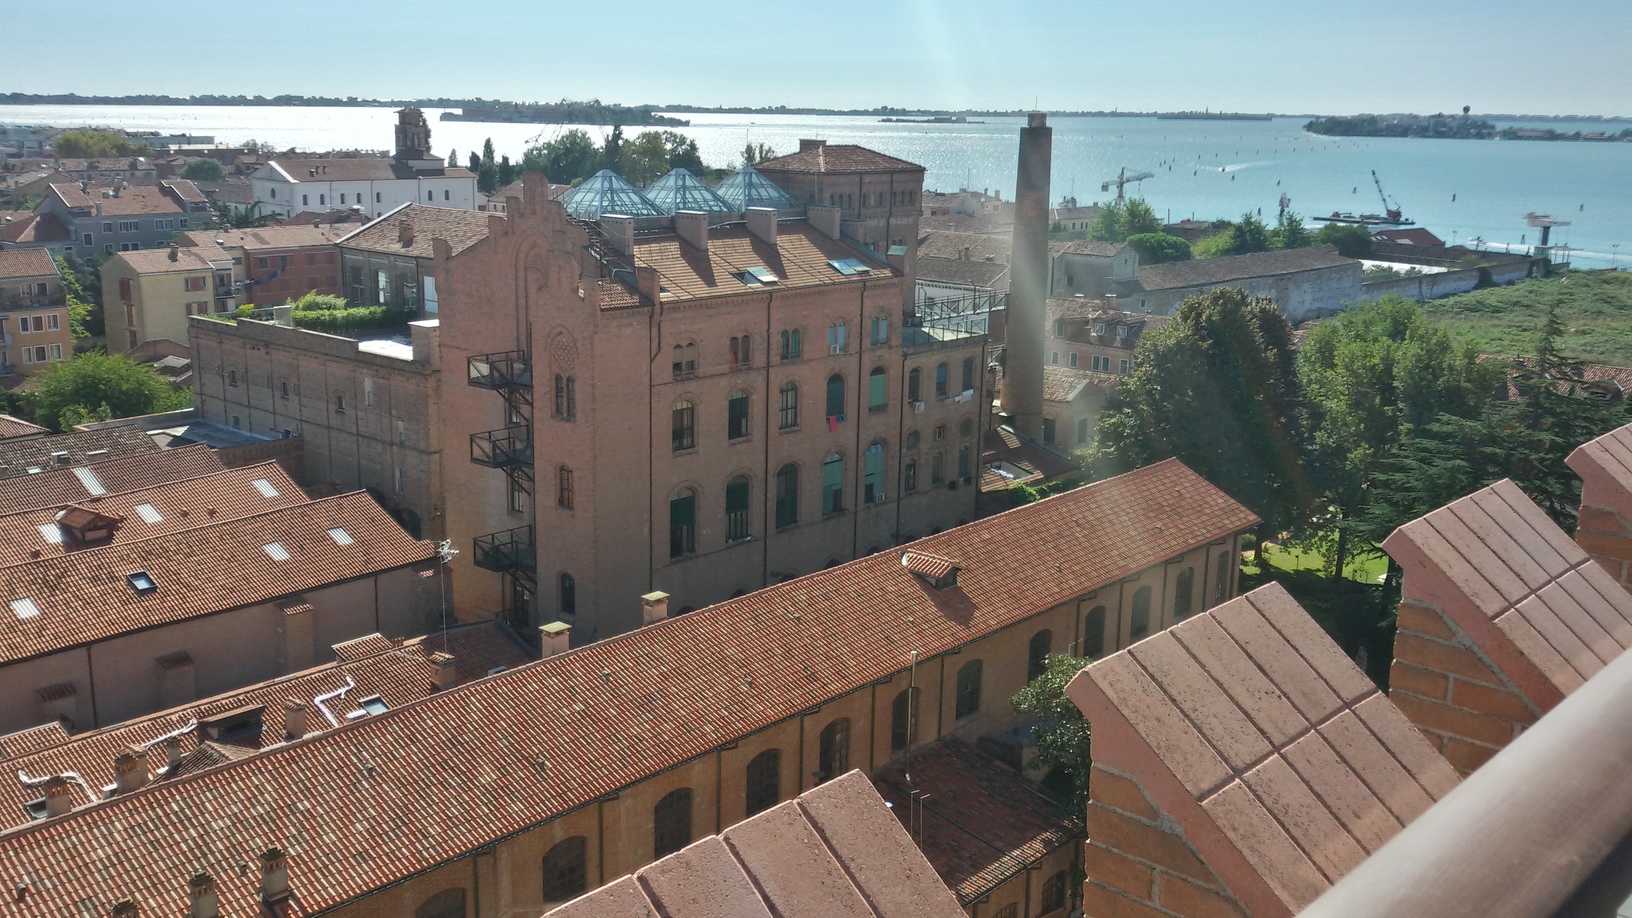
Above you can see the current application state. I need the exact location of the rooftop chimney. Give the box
[641,591,670,626]
[112,746,150,794]
[807,205,841,240]
[162,735,184,771]
[799,139,826,153]
[258,846,290,905]
[600,214,636,255]
[111,899,138,918]
[429,652,457,692]
[168,245,178,262]
[540,621,572,658]
[187,872,219,918]
[1000,112,1052,440]
[674,211,709,253]
[745,207,778,247]
[283,699,309,741]
[397,221,414,246]
[43,775,72,817]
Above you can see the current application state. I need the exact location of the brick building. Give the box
[0,248,73,374]
[178,224,351,306]
[337,202,494,315]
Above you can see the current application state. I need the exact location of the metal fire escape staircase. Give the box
[467,350,537,597]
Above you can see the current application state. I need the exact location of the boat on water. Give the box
[1312,170,1415,226]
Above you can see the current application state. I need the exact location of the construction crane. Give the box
[1101,167,1154,202]
[1371,170,1404,222]
[1525,212,1571,247]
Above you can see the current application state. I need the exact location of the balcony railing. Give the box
[468,350,532,390]
[473,525,536,576]
[470,426,533,469]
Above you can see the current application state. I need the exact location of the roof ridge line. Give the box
[0,460,287,521]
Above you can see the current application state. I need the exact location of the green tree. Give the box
[180,158,226,182]
[520,129,603,184]
[601,126,624,174]
[741,142,775,166]
[1227,212,1272,255]
[619,131,671,186]
[477,138,499,195]
[1011,654,1094,829]
[1125,232,1192,265]
[1315,223,1374,259]
[1271,210,1311,250]
[497,154,515,188]
[1121,198,1161,237]
[467,151,481,174]
[55,253,104,339]
[31,351,189,431]
[52,129,148,158]
[663,132,705,173]
[445,148,457,173]
[1091,287,1311,532]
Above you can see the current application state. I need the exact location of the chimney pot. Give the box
[283,699,309,740]
[163,735,184,770]
[168,246,178,262]
[745,207,779,247]
[43,775,73,817]
[398,221,414,245]
[540,622,572,658]
[187,872,219,918]
[641,591,671,626]
[429,652,457,692]
[113,746,151,794]
[798,139,826,153]
[807,205,841,240]
[258,846,290,904]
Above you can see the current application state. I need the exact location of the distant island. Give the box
[442,101,687,127]
[1156,111,1272,121]
[1306,112,1632,142]
[879,115,984,124]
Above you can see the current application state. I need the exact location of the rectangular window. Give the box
[669,492,696,558]
[779,328,802,361]
[728,392,749,440]
[557,467,574,509]
[864,443,884,504]
[775,466,799,529]
[725,477,749,541]
[672,402,695,451]
[82,233,93,246]
[958,445,970,480]
[1120,358,1131,375]
[508,475,527,512]
[828,322,846,355]
[102,222,114,233]
[1068,352,1079,368]
[870,315,888,346]
[1050,352,1059,366]
[47,314,60,332]
[904,459,917,492]
[364,378,375,408]
[778,384,798,430]
[822,455,844,515]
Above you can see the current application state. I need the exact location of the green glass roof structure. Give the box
[561,170,664,220]
[714,166,801,212]
[644,168,735,215]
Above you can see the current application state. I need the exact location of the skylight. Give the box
[828,258,872,276]
[740,266,780,287]
[252,478,279,498]
[359,696,389,716]
[36,524,62,544]
[72,467,107,496]
[327,527,354,546]
[263,542,291,561]
[134,503,163,524]
[10,598,41,619]
[126,571,157,594]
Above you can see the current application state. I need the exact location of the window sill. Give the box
[869,404,890,414]
[728,435,752,445]
[672,446,697,457]
[779,425,800,434]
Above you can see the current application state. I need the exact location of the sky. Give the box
[11,0,1632,116]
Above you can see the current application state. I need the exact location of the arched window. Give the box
[1084,605,1107,659]
[559,573,576,617]
[1174,567,1195,620]
[868,366,887,410]
[931,453,945,485]
[775,464,799,529]
[934,362,949,398]
[541,837,587,904]
[1040,870,1068,913]
[890,687,918,753]
[671,400,695,451]
[1131,586,1152,641]
[415,889,467,918]
[826,373,846,419]
[908,367,922,402]
[780,328,802,361]
[669,488,696,558]
[729,335,751,370]
[1215,551,1231,602]
[904,458,918,492]
[821,453,844,515]
[671,344,696,380]
[955,660,982,719]
[556,466,573,509]
[957,446,970,480]
[828,321,847,354]
[906,430,920,450]
[745,749,781,816]
[779,382,799,429]
[1028,630,1052,681]
[725,475,750,542]
[818,717,850,783]
[960,357,975,393]
[960,419,974,438]
[653,788,693,858]
[728,390,750,440]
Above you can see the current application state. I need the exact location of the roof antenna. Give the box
[435,539,459,651]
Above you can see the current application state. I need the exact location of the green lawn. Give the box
[1420,270,1632,366]
[1243,541,1388,583]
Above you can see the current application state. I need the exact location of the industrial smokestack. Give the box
[1001,112,1051,439]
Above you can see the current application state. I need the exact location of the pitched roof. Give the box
[1568,422,1632,522]
[47,183,196,216]
[1042,365,1100,402]
[712,166,801,212]
[630,222,891,302]
[336,203,495,259]
[871,740,1075,904]
[0,460,1253,917]
[757,143,925,175]
[546,771,964,917]
[916,255,1010,292]
[1382,478,1632,707]
[1067,583,1461,915]
[1059,240,1124,257]
[917,231,1010,263]
[978,424,1081,493]
[642,168,735,215]
[114,244,233,275]
[0,213,68,245]
[0,415,48,441]
[0,491,436,665]
[1136,245,1357,292]
[0,444,222,515]
[0,249,59,280]
[0,462,305,564]
[265,158,472,183]
[178,224,350,251]
[0,427,158,480]
[559,170,664,220]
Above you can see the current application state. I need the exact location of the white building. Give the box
[249,109,477,218]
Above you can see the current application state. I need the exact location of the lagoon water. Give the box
[4,104,1629,268]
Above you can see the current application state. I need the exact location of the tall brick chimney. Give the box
[283,699,309,741]
[112,746,150,794]
[258,846,290,905]
[43,775,72,817]
[187,873,219,918]
[429,652,458,692]
[1000,112,1051,439]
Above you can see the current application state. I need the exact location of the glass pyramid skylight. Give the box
[560,170,664,220]
[644,168,735,215]
[714,166,801,212]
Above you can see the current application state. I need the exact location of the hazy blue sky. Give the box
[12,0,1631,115]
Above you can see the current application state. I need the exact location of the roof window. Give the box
[828,258,872,276]
[252,478,279,498]
[263,542,291,561]
[134,503,163,523]
[740,266,780,287]
[327,527,354,546]
[126,571,157,594]
[71,467,107,496]
[36,523,62,544]
[9,597,41,619]
[359,695,389,716]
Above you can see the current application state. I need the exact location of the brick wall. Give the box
[1566,425,1632,594]
[1574,504,1632,590]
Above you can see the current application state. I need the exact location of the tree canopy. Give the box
[51,129,149,158]
[1011,654,1094,828]
[521,128,602,185]
[1125,232,1192,265]
[180,158,225,182]
[1314,222,1374,259]
[31,351,189,430]
[1088,198,1161,243]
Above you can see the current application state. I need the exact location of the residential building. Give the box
[1118,245,1362,319]
[336,203,495,314]
[1040,365,1112,450]
[0,211,70,254]
[441,174,987,638]
[23,179,210,257]
[1049,199,1098,233]
[0,458,1256,918]
[102,243,237,351]
[0,248,72,375]
[249,109,478,218]
[1045,300,1158,378]
[178,224,349,305]
[189,311,444,538]
[1050,239,1138,297]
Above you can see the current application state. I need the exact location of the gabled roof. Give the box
[47,182,199,216]
[917,255,1010,292]
[0,460,1253,918]
[1042,365,1101,402]
[757,142,925,175]
[112,244,233,275]
[712,166,801,212]
[546,772,964,917]
[642,168,735,215]
[335,203,496,259]
[559,170,664,220]
[0,427,158,480]
[0,444,222,515]
[1136,245,1357,292]
[0,213,68,245]
[178,224,351,252]
[1059,240,1124,257]
[262,158,473,184]
[0,248,60,280]
[0,415,48,441]
[918,231,1010,263]
[629,222,891,301]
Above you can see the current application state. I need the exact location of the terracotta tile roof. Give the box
[1042,365,1100,402]
[1136,245,1357,292]
[336,203,495,259]
[0,444,222,515]
[919,213,1012,236]
[48,183,192,217]
[978,425,1081,493]
[1382,478,1632,707]
[547,771,964,917]
[1371,227,1444,247]
[630,222,892,301]
[756,143,925,174]
[266,158,451,183]
[178,225,350,251]
[591,279,640,310]
[871,740,1075,904]
[0,462,305,564]
[1067,583,1461,915]
[275,209,372,227]
[0,622,530,827]
[0,415,48,441]
[0,491,437,665]
[1060,240,1124,257]
[0,249,59,280]
[113,244,233,275]
[0,213,68,245]
[918,231,1010,263]
[0,460,1251,917]
[0,427,159,480]
[917,255,1010,292]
